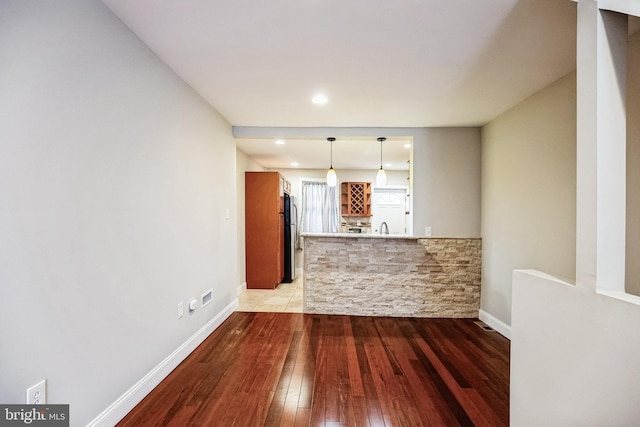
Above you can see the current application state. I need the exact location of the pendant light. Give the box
[376,137,387,186]
[326,137,337,187]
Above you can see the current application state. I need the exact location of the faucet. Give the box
[380,222,389,235]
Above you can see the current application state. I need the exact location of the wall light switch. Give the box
[225,208,230,220]
[177,302,184,319]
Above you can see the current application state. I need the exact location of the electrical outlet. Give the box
[425,226,432,237]
[177,302,184,319]
[26,380,46,404]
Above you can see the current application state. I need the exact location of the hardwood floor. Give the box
[118,313,509,426]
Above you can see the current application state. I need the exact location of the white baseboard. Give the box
[237,281,247,295]
[478,309,511,340]
[87,298,238,427]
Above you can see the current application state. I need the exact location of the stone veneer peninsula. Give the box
[302,233,481,317]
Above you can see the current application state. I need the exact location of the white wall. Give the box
[0,1,238,425]
[236,148,265,289]
[511,270,640,425]
[480,73,577,327]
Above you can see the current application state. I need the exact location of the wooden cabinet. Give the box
[245,172,289,289]
[341,182,371,217]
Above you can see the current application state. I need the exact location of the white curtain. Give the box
[300,181,339,234]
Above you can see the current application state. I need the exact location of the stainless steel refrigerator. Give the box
[283,195,297,283]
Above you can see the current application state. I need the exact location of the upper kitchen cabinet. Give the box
[341,182,371,217]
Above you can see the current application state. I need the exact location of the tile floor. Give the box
[236,276,303,313]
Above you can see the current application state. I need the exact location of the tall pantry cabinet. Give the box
[245,172,287,289]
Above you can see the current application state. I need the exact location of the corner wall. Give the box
[510,2,640,424]
[480,73,577,327]
[0,1,237,424]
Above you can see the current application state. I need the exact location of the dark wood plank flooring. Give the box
[118,312,509,426]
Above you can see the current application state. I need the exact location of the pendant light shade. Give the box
[326,137,337,187]
[327,168,337,187]
[376,137,387,186]
[376,168,387,186]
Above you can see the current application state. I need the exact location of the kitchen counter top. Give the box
[301,232,480,240]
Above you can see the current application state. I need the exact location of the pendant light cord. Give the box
[378,137,386,169]
[328,137,336,168]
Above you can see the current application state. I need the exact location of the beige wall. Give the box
[481,72,577,326]
[626,30,640,296]
[413,128,481,238]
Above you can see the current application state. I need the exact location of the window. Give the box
[300,181,339,233]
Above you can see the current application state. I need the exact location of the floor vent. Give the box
[474,321,495,332]
[201,289,213,307]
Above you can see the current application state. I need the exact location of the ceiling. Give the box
[100,0,578,169]
[236,136,412,170]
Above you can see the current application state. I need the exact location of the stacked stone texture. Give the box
[303,237,481,318]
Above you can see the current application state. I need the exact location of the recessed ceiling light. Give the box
[275,139,285,145]
[291,162,299,167]
[404,143,411,148]
[384,163,393,168]
[312,93,328,105]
